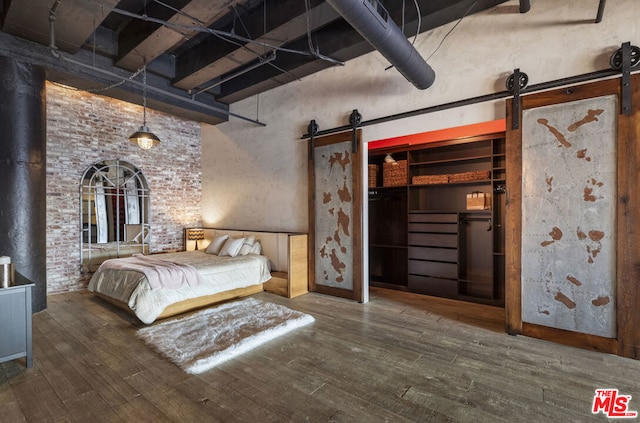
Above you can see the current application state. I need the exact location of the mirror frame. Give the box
[80,159,150,272]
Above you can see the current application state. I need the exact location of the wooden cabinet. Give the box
[368,134,506,306]
[0,279,34,368]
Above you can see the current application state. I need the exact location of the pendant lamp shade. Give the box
[129,65,161,150]
[129,126,161,150]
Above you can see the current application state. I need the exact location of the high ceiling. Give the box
[0,0,511,125]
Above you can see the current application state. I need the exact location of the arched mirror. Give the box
[80,159,150,272]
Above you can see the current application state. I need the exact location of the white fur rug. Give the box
[137,297,314,374]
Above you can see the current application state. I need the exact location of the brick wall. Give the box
[46,82,202,294]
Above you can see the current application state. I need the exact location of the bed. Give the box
[88,229,308,324]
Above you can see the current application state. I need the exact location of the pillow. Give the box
[249,240,262,255]
[238,235,257,256]
[218,237,245,257]
[205,234,229,255]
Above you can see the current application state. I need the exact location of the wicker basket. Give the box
[383,160,407,187]
[368,164,378,188]
[412,174,449,185]
[448,170,490,183]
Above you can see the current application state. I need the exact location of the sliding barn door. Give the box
[308,130,364,302]
[506,74,640,358]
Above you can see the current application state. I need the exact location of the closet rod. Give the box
[301,68,630,139]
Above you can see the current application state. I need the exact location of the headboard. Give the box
[186,228,292,273]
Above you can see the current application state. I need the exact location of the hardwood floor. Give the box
[1,287,637,422]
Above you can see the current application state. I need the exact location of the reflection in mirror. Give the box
[80,159,150,272]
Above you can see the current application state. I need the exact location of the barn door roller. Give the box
[610,42,640,115]
[506,68,529,130]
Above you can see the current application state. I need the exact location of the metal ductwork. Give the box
[325,0,435,90]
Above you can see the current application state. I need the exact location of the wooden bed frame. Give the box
[95,284,265,320]
[94,229,308,322]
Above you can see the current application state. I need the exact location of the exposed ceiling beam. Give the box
[217,18,370,103]
[2,0,119,53]
[0,0,511,116]
[0,31,231,125]
[217,0,506,103]
[116,0,241,71]
[172,0,338,90]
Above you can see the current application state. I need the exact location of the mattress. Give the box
[88,250,271,324]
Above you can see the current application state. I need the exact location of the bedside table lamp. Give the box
[187,229,205,251]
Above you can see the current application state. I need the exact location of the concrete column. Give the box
[0,56,47,312]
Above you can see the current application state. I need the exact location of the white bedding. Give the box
[87,250,271,324]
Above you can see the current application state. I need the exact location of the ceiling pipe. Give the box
[325,0,435,90]
[520,0,531,13]
[595,0,606,23]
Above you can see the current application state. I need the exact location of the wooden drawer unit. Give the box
[409,260,458,279]
[408,232,458,248]
[409,246,458,262]
[408,212,458,248]
[409,213,458,223]
[408,211,459,291]
[408,222,457,233]
[408,275,457,297]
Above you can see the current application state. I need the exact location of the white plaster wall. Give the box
[202,0,638,232]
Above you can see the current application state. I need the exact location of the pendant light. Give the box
[129,64,161,150]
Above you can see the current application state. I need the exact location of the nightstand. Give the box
[262,234,309,298]
[0,276,34,368]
